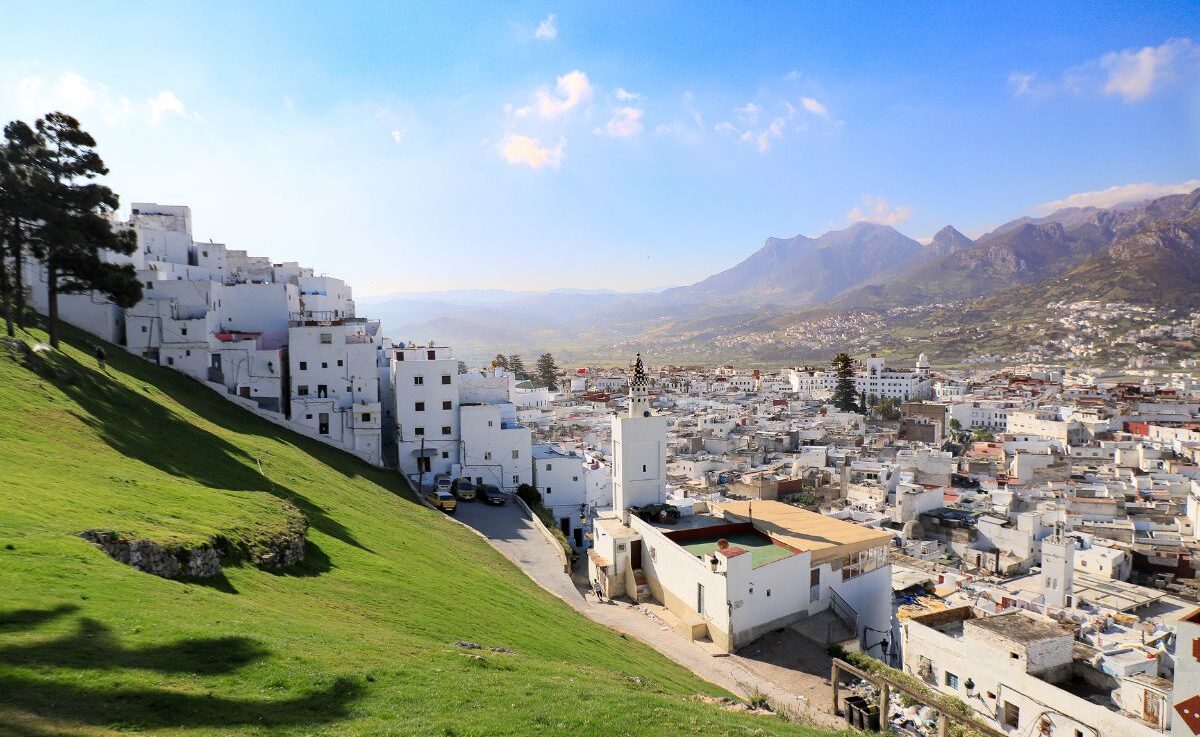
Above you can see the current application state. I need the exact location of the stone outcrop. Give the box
[79,530,222,578]
[79,512,308,579]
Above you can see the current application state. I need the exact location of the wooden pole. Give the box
[879,682,890,733]
[937,710,949,737]
[831,662,840,715]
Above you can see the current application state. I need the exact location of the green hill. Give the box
[0,322,834,737]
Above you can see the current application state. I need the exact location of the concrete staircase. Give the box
[792,609,857,648]
[633,569,651,603]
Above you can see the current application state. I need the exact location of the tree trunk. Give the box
[12,221,25,330]
[0,235,12,337]
[47,260,59,348]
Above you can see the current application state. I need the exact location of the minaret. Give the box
[612,353,667,513]
[916,352,929,376]
[629,353,651,418]
[1042,525,1076,609]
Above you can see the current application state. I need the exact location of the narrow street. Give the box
[451,499,844,729]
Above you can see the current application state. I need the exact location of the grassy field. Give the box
[0,321,839,737]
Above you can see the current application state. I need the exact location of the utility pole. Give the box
[418,435,426,493]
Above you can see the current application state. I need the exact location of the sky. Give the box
[1,2,1198,295]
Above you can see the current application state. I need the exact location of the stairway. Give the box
[633,569,651,603]
[792,608,857,647]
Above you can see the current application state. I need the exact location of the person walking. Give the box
[95,346,107,372]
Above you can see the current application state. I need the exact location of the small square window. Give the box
[181,326,188,336]
[413,376,424,385]
[441,426,451,435]
[442,400,452,410]
[166,357,174,366]
[319,333,332,344]
[321,362,328,369]
[484,452,492,460]
[513,475,519,485]
[337,359,343,366]
[441,451,449,459]
[441,375,451,385]
[427,350,436,360]
[512,450,519,459]
[298,385,309,396]
[185,350,191,356]
[545,487,551,494]
[305,414,312,420]
[361,412,371,422]
[415,402,425,411]
[414,427,424,436]
[546,464,552,471]
[945,672,959,689]
[299,361,307,370]
[141,325,147,332]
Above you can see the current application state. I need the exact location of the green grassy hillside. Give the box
[0,322,835,737]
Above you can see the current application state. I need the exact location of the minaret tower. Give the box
[629,353,651,418]
[612,353,667,513]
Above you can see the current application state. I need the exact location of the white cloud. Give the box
[499,133,564,169]
[13,71,189,126]
[1008,71,1036,96]
[799,96,828,118]
[534,13,558,40]
[148,90,186,125]
[714,121,738,136]
[1100,38,1194,102]
[1034,179,1200,213]
[846,195,911,225]
[615,87,640,102]
[755,117,786,153]
[514,70,592,119]
[391,129,404,144]
[784,70,802,81]
[735,102,761,123]
[595,107,643,138]
[1009,37,1199,103]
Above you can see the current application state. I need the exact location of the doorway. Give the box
[630,540,642,569]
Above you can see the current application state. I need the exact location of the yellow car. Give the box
[426,489,457,513]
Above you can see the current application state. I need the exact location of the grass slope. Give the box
[0,322,835,737]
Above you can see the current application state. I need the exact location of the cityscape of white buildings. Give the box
[24,201,1200,737]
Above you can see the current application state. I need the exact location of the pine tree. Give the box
[507,354,528,380]
[0,120,41,336]
[535,352,558,390]
[457,360,469,374]
[30,113,140,347]
[830,352,860,413]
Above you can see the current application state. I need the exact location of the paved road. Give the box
[451,498,842,729]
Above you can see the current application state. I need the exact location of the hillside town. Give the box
[20,200,1200,737]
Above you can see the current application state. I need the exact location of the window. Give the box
[1003,703,1020,729]
[415,402,425,411]
[141,325,147,332]
[442,400,452,410]
[1010,652,1019,660]
[167,357,174,366]
[546,464,553,471]
[185,350,191,356]
[305,414,312,420]
[484,452,492,460]
[512,475,519,485]
[512,450,519,459]
[414,427,425,436]
[441,375,451,385]
[321,362,328,369]
[945,672,959,689]
[299,361,307,370]
[413,376,424,385]
[642,464,647,472]
[336,359,344,367]
[202,250,208,258]
[361,413,371,422]
[395,351,404,361]
[572,476,578,481]
[146,281,154,289]
[427,350,436,360]
[181,326,188,336]
[319,333,332,344]
[696,583,705,614]
[545,487,552,494]
[488,420,494,427]
[441,426,451,435]
[298,385,309,396]
[441,451,449,459]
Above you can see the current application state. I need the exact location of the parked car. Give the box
[425,489,457,513]
[478,485,506,505]
[435,476,453,494]
[452,477,477,501]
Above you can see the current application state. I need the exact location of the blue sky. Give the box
[2,1,1198,294]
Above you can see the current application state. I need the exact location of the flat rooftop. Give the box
[679,532,796,569]
[966,610,1072,644]
[712,500,893,564]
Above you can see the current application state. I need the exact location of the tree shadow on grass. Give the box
[32,327,371,554]
[0,604,79,630]
[0,605,364,730]
[179,570,239,594]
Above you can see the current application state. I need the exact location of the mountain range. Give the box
[368,188,1200,364]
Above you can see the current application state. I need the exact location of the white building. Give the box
[459,402,530,491]
[393,343,460,483]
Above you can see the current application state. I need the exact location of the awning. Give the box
[411,448,438,457]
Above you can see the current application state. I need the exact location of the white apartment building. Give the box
[393,344,460,482]
[288,319,385,466]
[533,444,590,548]
[788,354,932,401]
[459,402,530,491]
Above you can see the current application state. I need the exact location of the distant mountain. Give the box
[923,225,972,258]
[659,221,923,307]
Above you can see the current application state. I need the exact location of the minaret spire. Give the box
[628,353,650,417]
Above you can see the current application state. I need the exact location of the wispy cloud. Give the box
[499,133,564,169]
[595,107,643,137]
[846,195,911,225]
[1034,179,1200,213]
[391,129,404,144]
[799,96,829,118]
[534,13,558,40]
[615,87,640,102]
[513,70,592,119]
[1009,37,1199,102]
[13,71,190,126]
